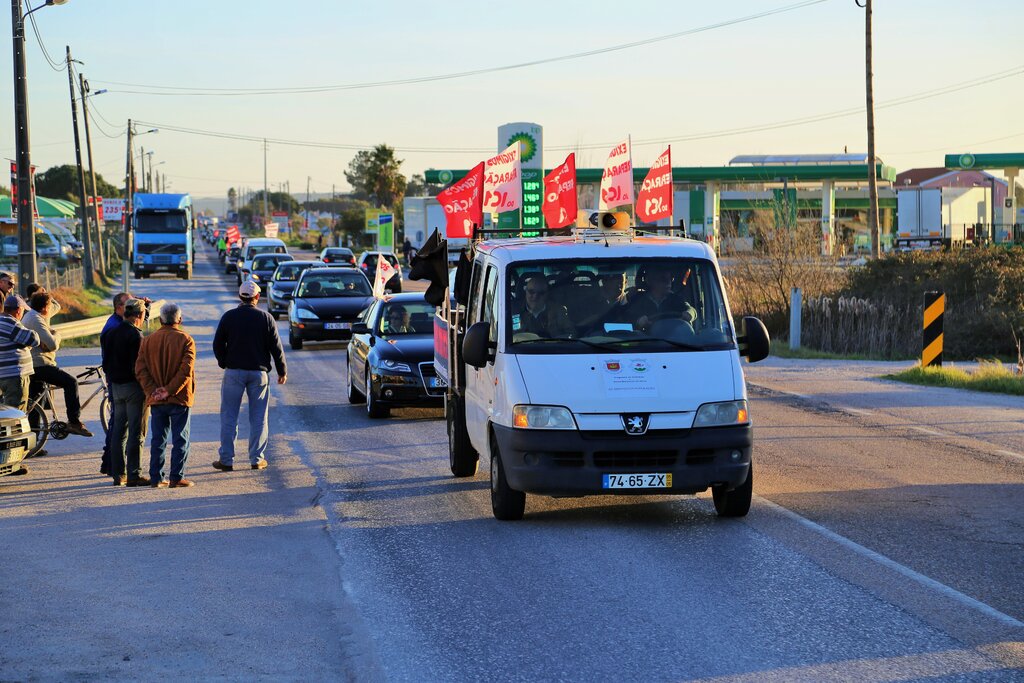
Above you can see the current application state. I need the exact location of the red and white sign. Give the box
[10,161,39,220]
[87,196,105,221]
[373,253,397,299]
[542,153,577,230]
[437,162,484,239]
[226,225,241,245]
[102,198,125,221]
[483,142,522,214]
[599,138,633,210]
[264,222,279,238]
[637,146,673,223]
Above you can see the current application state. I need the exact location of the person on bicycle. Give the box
[0,294,39,413]
[24,293,93,438]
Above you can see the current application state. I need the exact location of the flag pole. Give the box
[628,134,636,227]
[667,145,674,236]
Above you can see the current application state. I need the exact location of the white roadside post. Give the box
[790,287,802,350]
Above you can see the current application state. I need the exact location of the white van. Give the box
[236,237,288,284]
[439,224,770,520]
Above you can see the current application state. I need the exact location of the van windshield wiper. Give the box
[602,336,707,351]
[515,336,621,351]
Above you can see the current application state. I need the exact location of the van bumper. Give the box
[491,424,752,496]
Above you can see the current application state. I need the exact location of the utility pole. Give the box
[11,0,36,292]
[860,0,880,258]
[65,46,94,287]
[123,120,134,285]
[262,138,269,224]
[79,74,105,274]
[306,175,311,234]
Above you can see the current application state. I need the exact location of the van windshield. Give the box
[506,258,734,354]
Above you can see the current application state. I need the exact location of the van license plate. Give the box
[602,473,672,489]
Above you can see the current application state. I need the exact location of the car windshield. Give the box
[505,258,734,354]
[136,211,188,233]
[254,256,290,270]
[247,245,283,259]
[274,263,315,281]
[324,249,351,258]
[296,270,371,297]
[377,301,435,336]
[365,253,399,269]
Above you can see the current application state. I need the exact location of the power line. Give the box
[26,7,64,72]
[95,0,830,97]
[132,63,1024,155]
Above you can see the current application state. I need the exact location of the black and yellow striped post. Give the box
[922,291,945,367]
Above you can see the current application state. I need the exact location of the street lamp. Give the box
[11,0,71,293]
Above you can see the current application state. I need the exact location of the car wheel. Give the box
[289,332,303,351]
[490,433,525,520]
[713,462,753,518]
[365,370,389,419]
[446,394,478,477]
[347,354,365,404]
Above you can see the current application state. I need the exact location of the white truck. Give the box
[403,196,469,264]
[896,186,988,250]
[434,217,770,520]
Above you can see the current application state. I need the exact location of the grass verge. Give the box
[884,361,1024,396]
[771,345,908,361]
[50,285,111,324]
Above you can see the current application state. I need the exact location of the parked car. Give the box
[347,293,443,418]
[288,266,373,350]
[2,236,17,258]
[266,260,326,320]
[224,245,242,273]
[357,251,403,293]
[0,404,36,478]
[237,237,288,285]
[34,232,60,259]
[318,247,356,266]
[249,253,295,286]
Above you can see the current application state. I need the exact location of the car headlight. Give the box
[379,359,412,373]
[512,405,576,430]
[693,400,749,427]
[250,273,260,282]
[294,307,319,321]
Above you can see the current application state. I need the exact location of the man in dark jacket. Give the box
[211,281,286,472]
[101,299,149,486]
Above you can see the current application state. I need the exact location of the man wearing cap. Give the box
[211,280,286,472]
[23,292,92,437]
[101,298,149,487]
[0,294,40,412]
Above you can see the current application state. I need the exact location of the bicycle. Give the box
[25,365,111,458]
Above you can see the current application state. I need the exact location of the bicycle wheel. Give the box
[26,403,49,458]
[100,394,111,435]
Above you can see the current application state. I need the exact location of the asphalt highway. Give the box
[1,240,1021,681]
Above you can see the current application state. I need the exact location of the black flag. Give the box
[409,229,449,307]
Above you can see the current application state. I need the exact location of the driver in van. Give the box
[512,274,574,339]
[629,266,696,331]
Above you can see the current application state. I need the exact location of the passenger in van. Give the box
[512,274,574,338]
[629,266,696,331]
[576,270,632,333]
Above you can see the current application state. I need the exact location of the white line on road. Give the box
[841,407,873,416]
[995,450,1024,463]
[910,425,944,436]
[757,497,1024,629]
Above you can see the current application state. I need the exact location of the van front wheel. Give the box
[490,435,525,520]
[712,463,752,518]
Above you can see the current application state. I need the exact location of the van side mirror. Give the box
[463,321,493,368]
[738,316,770,363]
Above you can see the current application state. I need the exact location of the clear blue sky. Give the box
[1,0,1021,200]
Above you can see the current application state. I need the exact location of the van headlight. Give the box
[693,400,749,427]
[512,405,576,430]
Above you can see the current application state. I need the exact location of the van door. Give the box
[464,262,498,451]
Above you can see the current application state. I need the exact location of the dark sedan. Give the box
[288,267,373,350]
[346,293,444,418]
[249,253,294,287]
[223,245,241,272]
[266,260,326,319]
[319,247,356,266]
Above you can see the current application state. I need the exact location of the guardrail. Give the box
[52,299,166,340]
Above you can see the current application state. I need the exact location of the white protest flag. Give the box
[599,138,634,210]
[373,253,397,299]
[483,142,522,214]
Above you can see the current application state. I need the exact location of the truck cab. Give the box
[439,225,769,520]
[132,193,193,279]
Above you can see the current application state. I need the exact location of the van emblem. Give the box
[622,414,650,435]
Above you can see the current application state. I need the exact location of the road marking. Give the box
[757,497,1024,629]
[995,450,1024,463]
[910,425,944,436]
[842,407,873,416]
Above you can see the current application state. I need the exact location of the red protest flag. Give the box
[637,146,673,223]
[437,162,484,238]
[543,153,577,230]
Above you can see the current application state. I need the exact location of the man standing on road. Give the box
[102,299,149,487]
[136,302,196,489]
[99,291,150,476]
[23,292,93,437]
[212,281,286,472]
[0,295,39,412]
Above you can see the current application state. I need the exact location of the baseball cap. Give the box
[123,298,146,317]
[239,280,261,298]
[3,294,28,310]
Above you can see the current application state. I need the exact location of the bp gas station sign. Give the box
[496,122,543,236]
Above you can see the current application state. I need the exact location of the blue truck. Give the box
[132,193,194,279]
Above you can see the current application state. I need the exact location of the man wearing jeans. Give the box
[101,299,148,486]
[211,281,286,472]
[135,302,196,488]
